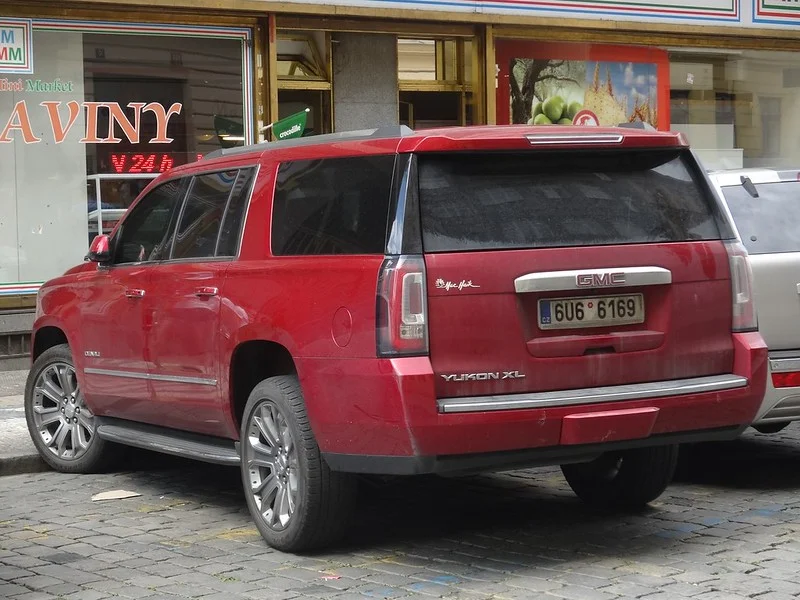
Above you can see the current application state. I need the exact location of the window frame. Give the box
[109,164,258,268]
[162,165,258,263]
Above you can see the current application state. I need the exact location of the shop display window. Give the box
[0,20,252,291]
[496,39,800,171]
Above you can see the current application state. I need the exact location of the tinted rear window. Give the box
[272,156,395,256]
[418,150,720,252]
[721,181,800,255]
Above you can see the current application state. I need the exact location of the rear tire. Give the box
[240,375,357,552]
[561,445,678,509]
[24,344,119,473]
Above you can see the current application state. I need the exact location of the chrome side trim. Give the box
[438,374,748,414]
[515,266,672,293]
[84,367,217,387]
[769,357,800,373]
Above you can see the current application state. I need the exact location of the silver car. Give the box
[709,168,800,433]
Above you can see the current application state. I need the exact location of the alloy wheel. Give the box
[31,363,95,460]
[244,400,299,531]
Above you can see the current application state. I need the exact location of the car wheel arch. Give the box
[32,325,70,362]
[229,339,301,432]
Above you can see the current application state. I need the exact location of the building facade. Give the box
[0,0,798,365]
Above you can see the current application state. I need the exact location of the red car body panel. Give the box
[297,331,766,458]
[31,125,768,472]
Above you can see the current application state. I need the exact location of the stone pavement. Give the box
[3,427,800,600]
[0,370,44,476]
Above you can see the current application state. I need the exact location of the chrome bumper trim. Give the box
[438,374,748,414]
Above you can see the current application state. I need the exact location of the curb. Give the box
[0,454,48,477]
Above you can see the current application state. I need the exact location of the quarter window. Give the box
[271,156,396,256]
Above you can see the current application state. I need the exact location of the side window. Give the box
[113,178,186,265]
[172,171,238,260]
[271,155,396,256]
[216,168,256,257]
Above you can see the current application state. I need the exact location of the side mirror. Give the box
[86,234,112,263]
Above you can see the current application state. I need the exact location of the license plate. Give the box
[538,294,644,330]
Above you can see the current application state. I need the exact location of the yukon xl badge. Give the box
[441,371,526,382]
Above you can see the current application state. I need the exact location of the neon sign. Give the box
[109,152,204,174]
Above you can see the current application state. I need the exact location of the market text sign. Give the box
[0,101,183,144]
[0,19,33,74]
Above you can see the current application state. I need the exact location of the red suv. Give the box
[26,126,767,551]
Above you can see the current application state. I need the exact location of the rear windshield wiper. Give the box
[740,175,759,198]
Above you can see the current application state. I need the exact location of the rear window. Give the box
[721,181,800,255]
[418,150,721,253]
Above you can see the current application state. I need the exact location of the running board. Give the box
[96,417,240,466]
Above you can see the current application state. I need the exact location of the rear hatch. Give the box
[717,174,800,352]
[417,143,735,399]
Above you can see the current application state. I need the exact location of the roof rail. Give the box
[202,125,414,160]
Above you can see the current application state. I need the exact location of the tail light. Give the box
[772,371,800,388]
[376,255,428,357]
[725,241,758,332]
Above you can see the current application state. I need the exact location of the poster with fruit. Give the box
[496,41,670,130]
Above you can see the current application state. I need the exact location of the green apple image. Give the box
[566,101,583,120]
[532,101,544,118]
[542,96,565,122]
[558,118,573,125]
[533,113,553,125]
[527,117,535,125]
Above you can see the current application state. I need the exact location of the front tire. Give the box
[24,344,118,473]
[240,375,357,552]
[561,445,678,509]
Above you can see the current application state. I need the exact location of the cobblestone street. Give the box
[3,428,800,600]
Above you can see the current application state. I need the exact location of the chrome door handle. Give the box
[125,289,146,299]
[194,287,218,297]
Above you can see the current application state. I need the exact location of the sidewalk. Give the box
[0,369,46,476]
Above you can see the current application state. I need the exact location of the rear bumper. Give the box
[754,353,800,425]
[299,332,768,475]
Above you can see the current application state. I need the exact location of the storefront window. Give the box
[0,20,252,292]
[277,32,331,136]
[667,48,798,170]
[496,39,800,171]
[398,37,475,129]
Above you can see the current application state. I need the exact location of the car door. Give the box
[80,177,187,419]
[145,168,255,437]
